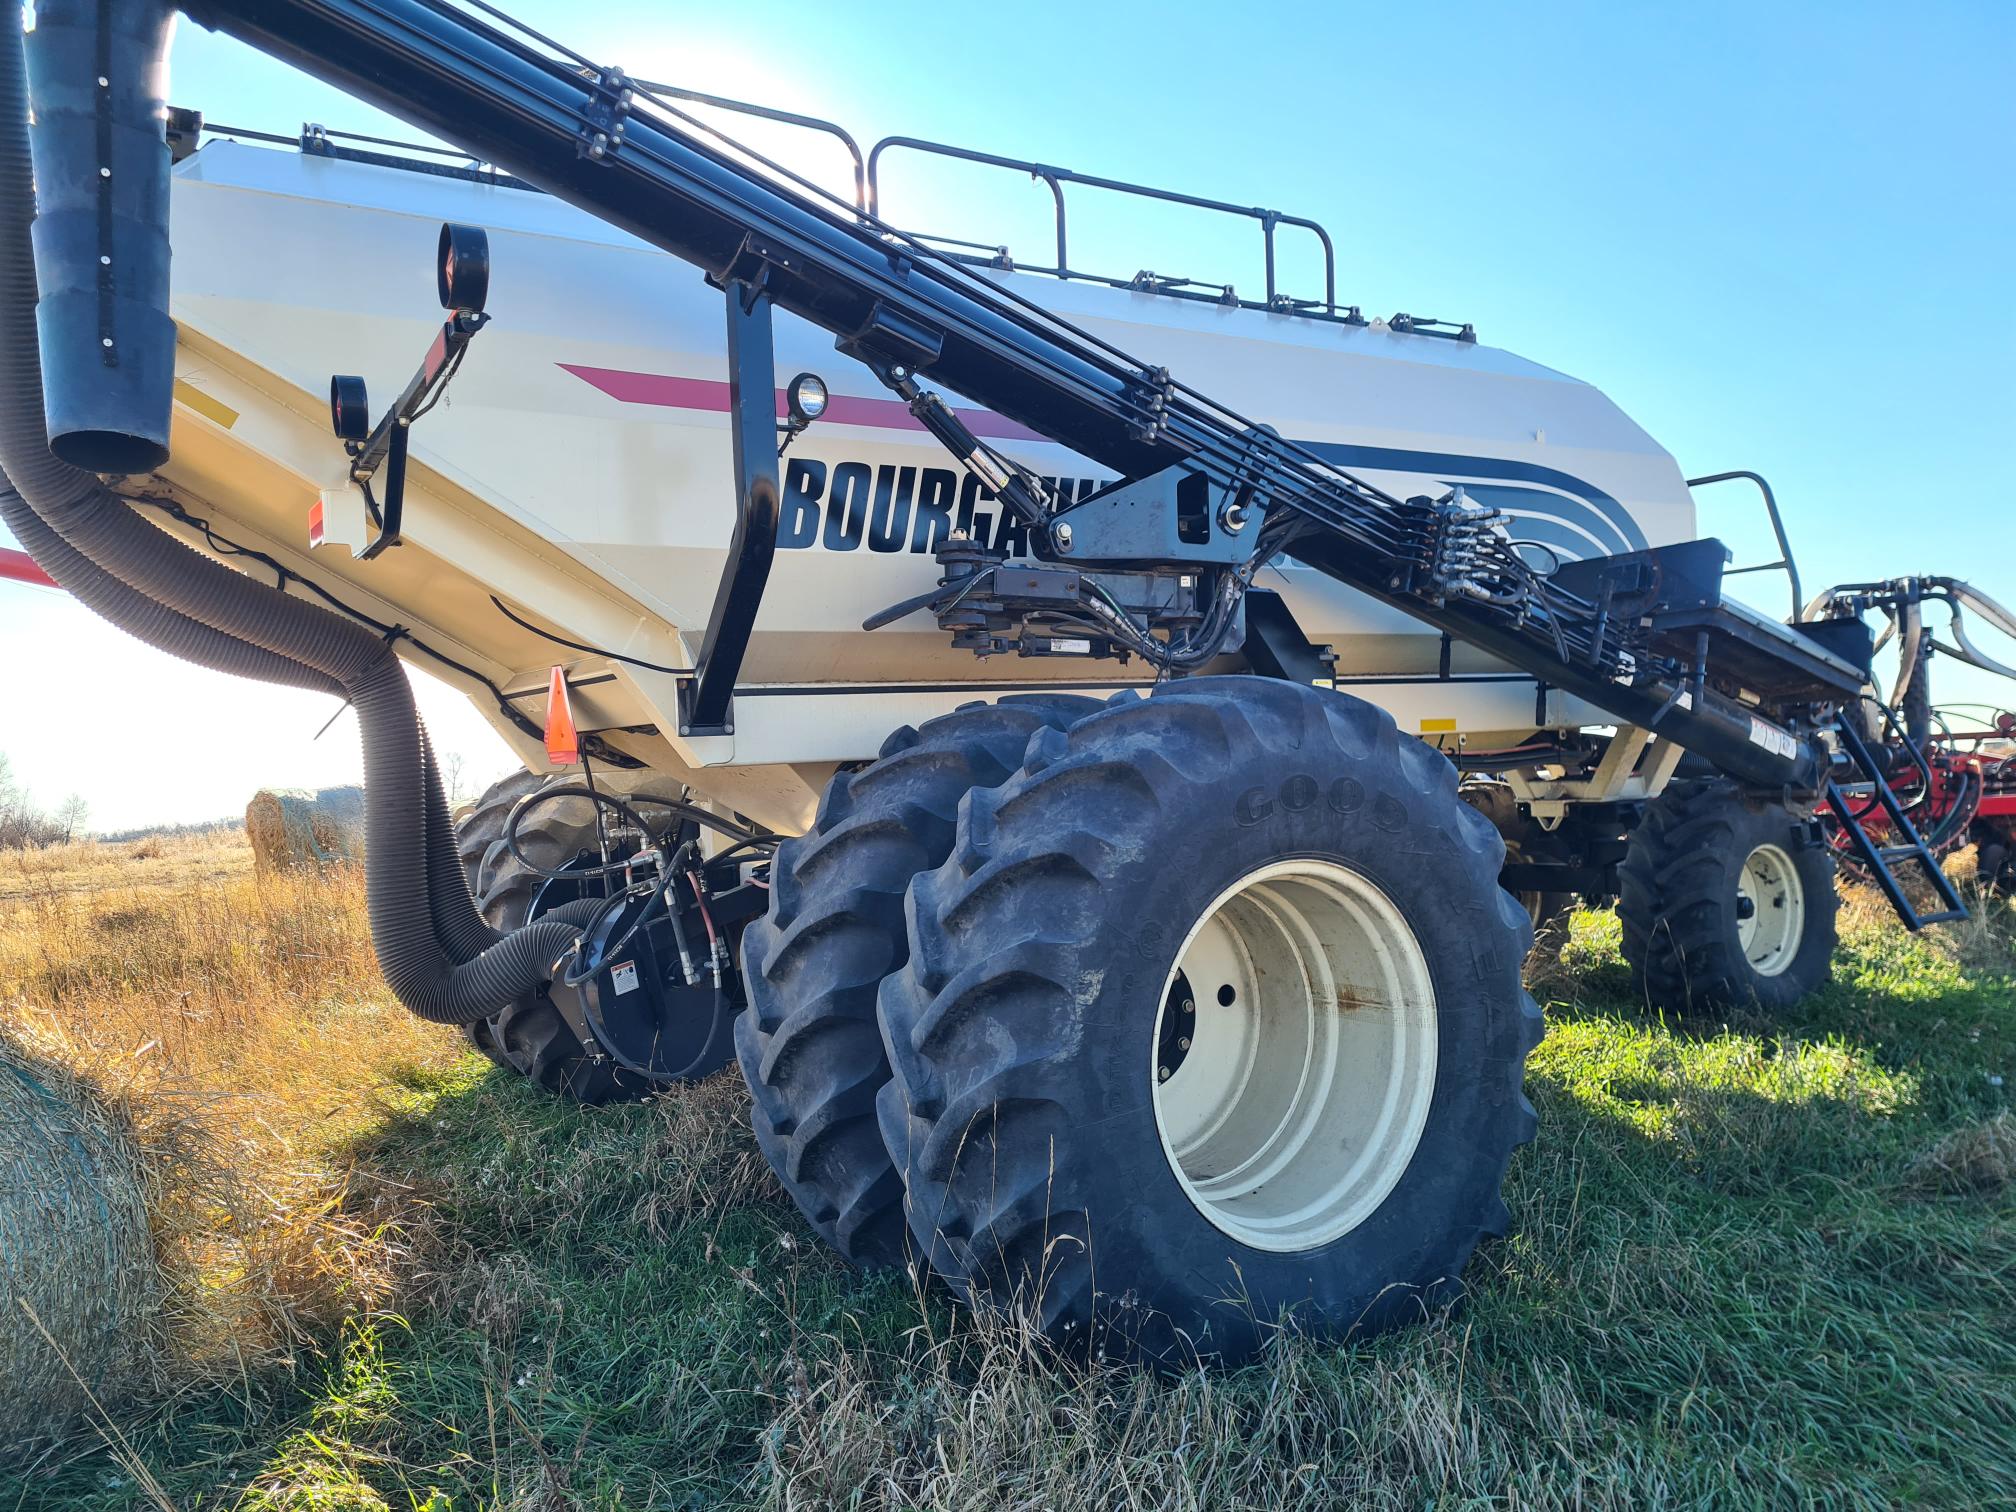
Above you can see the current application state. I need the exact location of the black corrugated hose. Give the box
[0,3,570,1023]
[0,482,341,694]
[3,476,511,983]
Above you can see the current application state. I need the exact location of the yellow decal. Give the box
[172,380,238,430]
[1418,718,1458,733]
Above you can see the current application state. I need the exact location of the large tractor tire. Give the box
[738,695,1104,1269]
[876,678,1544,1366]
[1619,779,1838,1013]
[454,768,687,1104]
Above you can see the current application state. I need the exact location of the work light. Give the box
[787,372,829,426]
[329,374,370,443]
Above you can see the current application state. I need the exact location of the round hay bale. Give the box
[244,785,365,873]
[0,1043,160,1455]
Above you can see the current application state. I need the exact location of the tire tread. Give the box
[737,694,1103,1268]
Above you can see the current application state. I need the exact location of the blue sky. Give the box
[2,1,2011,828]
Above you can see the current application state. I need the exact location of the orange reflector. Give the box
[544,665,580,766]
[307,498,325,548]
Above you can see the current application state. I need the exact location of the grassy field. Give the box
[0,831,2010,1510]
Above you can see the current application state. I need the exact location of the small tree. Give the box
[0,754,61,849]
[55,794,90,843]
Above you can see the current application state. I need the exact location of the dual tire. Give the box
[735,695,1105,1265]
[1619,779,1838,1013]
[462,699,1843,1361]
[743,677,1543,1365]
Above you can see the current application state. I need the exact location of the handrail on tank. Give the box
[866,135,1339,316]
[631,80,869,215]
[1686,470,1804,621]
[202,87,1370,328]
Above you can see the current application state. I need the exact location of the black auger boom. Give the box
[37,0,1882,797]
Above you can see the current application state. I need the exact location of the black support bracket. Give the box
[1244,589,1335,685]
[678,281,780,738]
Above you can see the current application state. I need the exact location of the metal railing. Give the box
[630,80,868,215]
[1686,470,1803,620]
[866,135,1353,324]
[191,86,1478,339]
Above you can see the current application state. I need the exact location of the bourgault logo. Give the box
[555,365,1112,557]
[779,458,1110,556]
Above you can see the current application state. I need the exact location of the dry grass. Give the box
[1908,1110,2016,1194]
[0,831,461,1418]
[0,825,252,900]
[1836,843,2016,981]
[0,832,2010,1509]
[750,1311,1685,1512]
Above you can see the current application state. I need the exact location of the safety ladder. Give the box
[1824,713,1969,929]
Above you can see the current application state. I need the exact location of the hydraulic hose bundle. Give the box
[498,784,772,997]
[0,0,581,1024]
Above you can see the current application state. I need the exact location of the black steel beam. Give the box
[1243,590,1332,686]
[1292,535,1824,790]
[680,283,778,737]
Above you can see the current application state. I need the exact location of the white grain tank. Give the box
[154,134,1695,799]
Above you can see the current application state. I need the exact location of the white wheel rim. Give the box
[1150,859,1438,1253]
[1737,842,1805,978]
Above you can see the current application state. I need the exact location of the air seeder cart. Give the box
[4,0,2010,1364]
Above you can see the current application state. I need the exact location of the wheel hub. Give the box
[1157,969,1197,1083]
[1150,859,1438,1253]
[1736,842,1806,977]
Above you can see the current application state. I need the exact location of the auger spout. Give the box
[24,0,177,474]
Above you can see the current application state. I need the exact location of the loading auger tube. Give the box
[0,9,584,1026]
